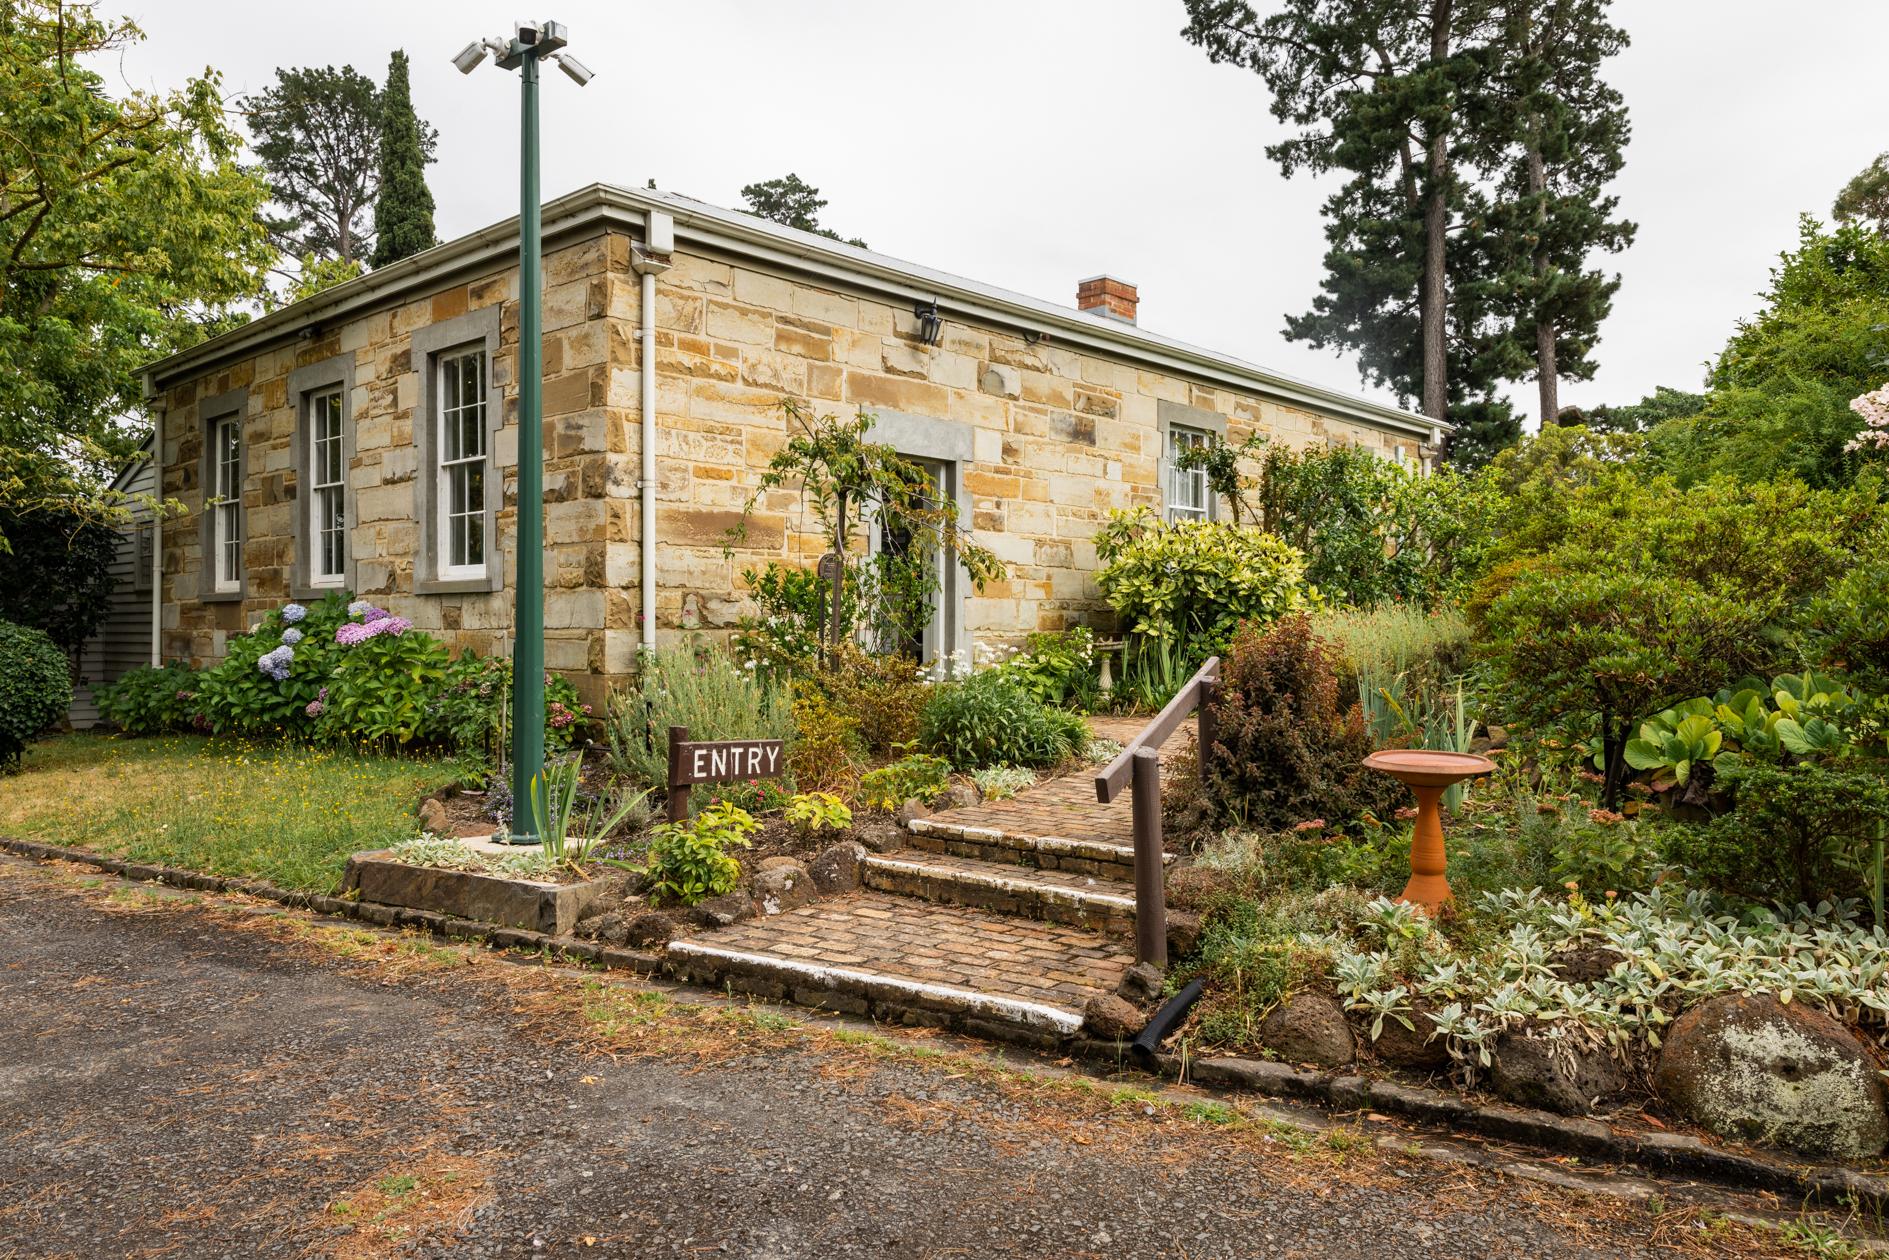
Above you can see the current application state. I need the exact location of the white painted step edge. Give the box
[862,855,1135,911]
[665,940,1084,1035]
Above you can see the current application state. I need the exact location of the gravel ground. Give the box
[0,856,1821,1260]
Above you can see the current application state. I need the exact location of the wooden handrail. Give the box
[1094,655,1220,803]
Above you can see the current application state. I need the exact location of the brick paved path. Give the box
[670,712,1191,1039]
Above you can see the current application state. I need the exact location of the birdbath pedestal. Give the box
[1362,749,1497,913]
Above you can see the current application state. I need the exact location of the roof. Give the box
[144,183,1444,441]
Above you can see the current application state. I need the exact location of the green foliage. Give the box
[426,655,586,760]
[1834,152,1889,234]
[1575,386,1705,435]
[1804,535,1889,692]
[603,643,793,789]
[1095,506,1316,664]
[995,626,1101,711]
[971,764,1037,801]
[244,63,385,265]
[0,619,70,770]
[784,790,853,838]
[288,253,363,302]
[1648,218,1889,488]
[0,501,119,653]
[194,595,350,737]
[369,51,436,268]
[786,691,862,795]
[95,662,200,735]
[857,753,952,812]
[643,800,758,906]
[0,4,273,519]
[529,757,648,868]
[729,403,1002,663]
[807,643,932,756]
[918,671,1089,770]
[740,172,868,248]
[732,561,850,676]
[1173,431,1271,524]
[1665,762,1889,911]
[319,629,450,746]
[1623,705,1722,786]
[1549,821,1660,894]
[1181,614,1402,834]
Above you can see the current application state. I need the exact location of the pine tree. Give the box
[370,51,437,268]
[245,65,382,265]
[740,173,868,248]
[1474,0,1635,427]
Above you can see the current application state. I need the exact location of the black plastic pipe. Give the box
[1131,977,1204,1069]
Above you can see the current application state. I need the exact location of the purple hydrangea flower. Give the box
[257,645,294,681]
[281,627,304,646]
[305,700,324,717]
[335,621,371,646]
[281,603,307,624]
[335,614,411,646]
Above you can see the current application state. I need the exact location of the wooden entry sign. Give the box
[665,725,786,821]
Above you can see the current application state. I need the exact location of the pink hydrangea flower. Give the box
[306,700,324,717]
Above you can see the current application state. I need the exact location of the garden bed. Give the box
[343,837,613,936]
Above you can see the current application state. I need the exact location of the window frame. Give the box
[196,387,247,604]
[411,306,504,596]
[1165,424,1213,522]
[1155,400,1230,525]
[435,347,490,583]
[288,353,357,599]
[308,389,347,587]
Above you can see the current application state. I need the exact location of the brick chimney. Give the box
[1076,275,1138,324]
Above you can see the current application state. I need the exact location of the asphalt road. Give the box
[0,856,1814,1260]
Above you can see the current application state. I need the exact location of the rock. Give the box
[1116,961,1165,1005]
[1259,994,1355,1068]
[1361,1007,1452,1073]
[809,842,865,894]
[1486,724,1509,750]
[1083,993,1144,1041]
[1165,910,1203,959]
[583,912,628,947]
[1654,994,1889,1160]
[751,861,816,915]
[934,783,979,813]
[690,890,755,928]
[1490,1022,1624,1116]
[417,797,450,834]
[894,799,931,827]
[1554,945,1626,984]
[622,910,677,947]
[758,855,802,872]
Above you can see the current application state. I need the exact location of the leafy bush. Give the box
[786,691,862,795]
[604,642,793,789]
[1095,506,1316,662]
[1663,761,1889,911]
[95,661,200,735]
[1179,614,1401,834]
[857,753,952,811]
[785,790,852,838]
[918,670,1088,770]
[1804,536,1889,692]
[0,619,70,771]
[318,625,449,746]
[808,642,932,755]
[194,594,351,737]
[643,800,757,906]
[425,655,587,758]
[972,764,1036,801]
[731,560,854,676]
[995,625,1101,711]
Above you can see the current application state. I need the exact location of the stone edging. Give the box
[0,836,663,976]
[1064,1039,1889,1216]
[9,833,1886,1213]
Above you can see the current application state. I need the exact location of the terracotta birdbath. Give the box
[1363,749,1497,912]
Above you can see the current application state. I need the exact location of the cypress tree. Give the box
[370,50,436,268]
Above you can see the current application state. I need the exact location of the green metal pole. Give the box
[509,50,545,843]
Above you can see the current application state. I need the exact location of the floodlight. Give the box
[452,41,488,74]
[554,53,593,86]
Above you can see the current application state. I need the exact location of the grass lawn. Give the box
[1,734,457,892]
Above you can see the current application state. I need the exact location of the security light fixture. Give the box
[915,301,943,347]
[452,40,488,74]
[553,53,593,85]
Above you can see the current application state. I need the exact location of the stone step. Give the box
[904,816,1172,882]
[663,892,1132,1049]
[862,852,1136,935]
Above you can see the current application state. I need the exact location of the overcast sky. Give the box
[111,1,1889,422]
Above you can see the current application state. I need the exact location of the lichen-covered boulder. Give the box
[1259,993,1355,1068]
[808,841,865,894]
[623,909,678,947]
[751,860,816,915]
[1654,994,1889,1160]
[1489,1022,1624,1115]
[1360,1006,1451,1073]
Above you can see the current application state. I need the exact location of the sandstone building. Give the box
[142,184,1443,707]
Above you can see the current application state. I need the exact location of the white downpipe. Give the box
[148,397,165,667]
[639,265,657,653]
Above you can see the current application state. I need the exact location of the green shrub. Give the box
[731,560,854,676]
[918,670,1089,770]
[1663,761,1889,910]
[0,619,70,771]
[786,691,862,795]
[1178,614,1401,835]
[785,790,852,838]
[642,800,757,906]
[1094,506,1316,663]
[604,642,794,789]
[995,625,1101,711]
[809,642,932,755]
[95,661,200,735]
[318,628,450,746]
[426,655,588,758]
[858,752,952,811]
[194,594,351,737]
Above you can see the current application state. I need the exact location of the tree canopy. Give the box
[369,50,437,268]
[740,174,867,249]
[244,64,383,265]
[0,2,273,523]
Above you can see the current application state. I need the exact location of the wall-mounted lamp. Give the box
[914,301,943,347]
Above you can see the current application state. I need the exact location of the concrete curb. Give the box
[1065,1039,1889,1215]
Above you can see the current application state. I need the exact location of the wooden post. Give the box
[1130,749,1167,968]
[666,725,690,823]
[1197,675,1218,784]
[825,490,848,668]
